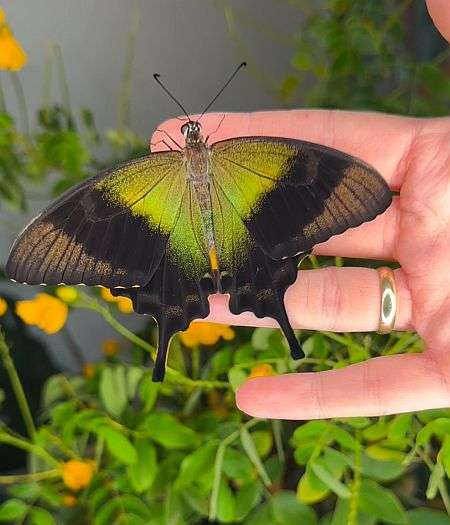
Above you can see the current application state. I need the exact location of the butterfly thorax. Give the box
[182,123,219,276]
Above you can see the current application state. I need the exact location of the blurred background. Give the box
[0,1,449,524]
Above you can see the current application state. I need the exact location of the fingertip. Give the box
[236,375,294,418]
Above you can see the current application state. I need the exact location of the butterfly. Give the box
[5,64,392,381]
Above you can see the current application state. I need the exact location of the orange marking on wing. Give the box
[209,247,219,271]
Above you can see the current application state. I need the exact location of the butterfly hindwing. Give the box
[111,182,213,381]
[211,137,392,259]
[210,178,305,359]
[6,152,185,287]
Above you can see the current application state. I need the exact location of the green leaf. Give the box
[99,366,128,417]
[388,414,412,440]
[294,442,316,465]
[310,462,350,499]
[235,482,263,521]
[177,441,218,488]
[0,499,28,521]
[302,334,330,358]
[244,502,272,525]
[138,375,159,412]
[217,477,236,523]
[362,420,388,442]
[90,486,111,513]
[417,418,450,446]
[94,499,120,525]
[251,430,273,459]
[223,447,255,484]
[29,507,55,525]
[330,424,359,451]
[211,346,233,376]
[271,491,317,525]
[330,498,349,525]
[291,421,328,446]
[128,439,158,493]
[360,452,405,481]
[182,486,209,517]
[98,427,137,465]
[297,470,329,504]
[118,495,151,520]
[42,374,65,407]
[126,366,144,398]
[8,483,40,500]
[142,413,200,449]
[228,366,248,392]
[240,426,271,487]
[359,479,408,524]
[338,417,371,429]
[251,328,276,350]
[408,508,450,525]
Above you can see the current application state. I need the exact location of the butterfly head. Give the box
[181,121,203,146]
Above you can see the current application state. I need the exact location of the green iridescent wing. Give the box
[6,152,189,287]
[6,152,214,381]
[209,137,392,359]
[211,137,392,259]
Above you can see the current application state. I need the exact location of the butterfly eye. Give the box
[181,123,190,136]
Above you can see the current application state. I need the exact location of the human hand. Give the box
[151,0,450,420]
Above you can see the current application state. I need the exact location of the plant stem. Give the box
[322,332,366,353]
[0,432,59,468]
[117,9,139,131]
[9,72,29,135]
[209,419,260,521]
[76,292,229,390]
[0,469,59,484]
[385,332,420,355]
[53,43,72,116]
[0,330,36,439]
[348,436,362,525]
[0,74,6,113]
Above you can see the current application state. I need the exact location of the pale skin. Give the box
[151,0,450,420]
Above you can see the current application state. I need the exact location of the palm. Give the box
[153,111,450,419]
[396,129,450,356]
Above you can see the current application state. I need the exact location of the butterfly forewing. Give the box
[210,137,392,259]
[6,152,185,287]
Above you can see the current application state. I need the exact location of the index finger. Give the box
[151,109,422,190]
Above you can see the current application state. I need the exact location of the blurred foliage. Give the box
[0,0,449,524]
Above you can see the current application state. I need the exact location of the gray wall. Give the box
[1,0,300,370]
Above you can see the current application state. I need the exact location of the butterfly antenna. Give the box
[153,73,191,120]
[198,61,247,120]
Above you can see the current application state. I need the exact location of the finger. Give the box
[151,110,422,189]
[313,196,400,260]
[206,267,413,332]
[426,0,450,42]
[236,352,450,419]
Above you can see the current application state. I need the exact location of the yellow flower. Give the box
[102,339,119,357]
[0,8,27,71]
[61,460,94,492]
[249,363,275,379]
[56,286,79,304]
[0,298,7,316]
[16,293,68,334]
[83,362,95,379]
[62,494,78,507]
[180,322,235,348]
[100,288,134,314]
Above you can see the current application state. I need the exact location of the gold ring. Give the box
[377,267,397,334]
